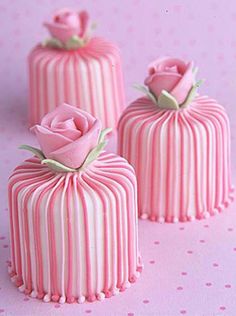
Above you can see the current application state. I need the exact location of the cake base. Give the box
[8,153,143,303]
[9,264,143,304]
[118,96,234,223]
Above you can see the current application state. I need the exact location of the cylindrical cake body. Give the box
[8,153,142,303]
[28,37,125,128]
[118,96,234,223]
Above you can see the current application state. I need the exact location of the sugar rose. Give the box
[44,8,89,44]
[31,104,101,169]
[144,57,194,104]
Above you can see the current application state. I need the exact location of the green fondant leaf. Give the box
[133,84,158,105]
[83,22,97,41]
[43,35,86,50]
[42,38,63,49]
[41,159,76,173]
[79,127,111,170]
[98,127,112,143]
[65,35,85,50]
[19,145,45,160]
[180,79,204,108]
[192,67,199,76]
[80,141,107,170]
[158,90,179,110]
[21,128,112,173]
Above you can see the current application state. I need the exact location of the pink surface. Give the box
[0,0,236,315]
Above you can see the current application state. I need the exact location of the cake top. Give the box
[135,57,203,110]
[43,8,95,50]
[20,104,111,172]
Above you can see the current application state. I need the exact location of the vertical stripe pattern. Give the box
[118,96,234,222]
[8,154,142,303]
[28,37,126,128]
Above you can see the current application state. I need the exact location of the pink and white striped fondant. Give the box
[8,153,142,303]
[118,96,234,223]
[28,37,125,128]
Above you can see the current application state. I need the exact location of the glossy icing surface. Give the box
[28,37,125,128]
[118,96,234,222]
[8,153,142,303]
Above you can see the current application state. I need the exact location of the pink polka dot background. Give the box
[0,0,236,315]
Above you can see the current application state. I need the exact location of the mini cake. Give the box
[8,104,142,303]
[118,57,234,223]
[28,8,125,128]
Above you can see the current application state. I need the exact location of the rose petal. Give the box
[148,57,170,74]
[31,125,72,157]
[53,8,76,20]
[48,119,102,169]
[53,8,81,29]
[170,61,194,104]
[79,11,89,37]
[48,104,95,134]
[44,22,79,43]
[42,104,91,129]
[145,72,182,97]
[52,118,77,130]
[148,57,187,75]
[33,104,102,169]
[50,120,82,141]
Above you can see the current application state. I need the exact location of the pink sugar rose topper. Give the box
[43,8,90,49]
[135,57,203,109]
[20,104,112,172]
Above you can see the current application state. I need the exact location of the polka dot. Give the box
[0,236,6,240]
[181,272,187,276]
[143,299,149,304]
[127,313,134,316]
[228,228,233,232]
[219,306,226,311]
[54,304,60,308]
[179,227,185,231]
[203,224,209,228]
[154,241,160,245]
[187,250,193,254]
[180,310,187,315]
[149,260,155,264]
[233,247,236,252]
[224,284,231,288]
[213,263,219,267]
[23,297,29,301]
[3,244,8,248]
[85,310,92,314]
[205,282,212,287]
[199,239,205,243]
[177,286,183,291]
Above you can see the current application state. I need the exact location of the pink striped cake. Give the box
[8,105,142,303]
[118,57,234,223]
[28,9,125,128]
